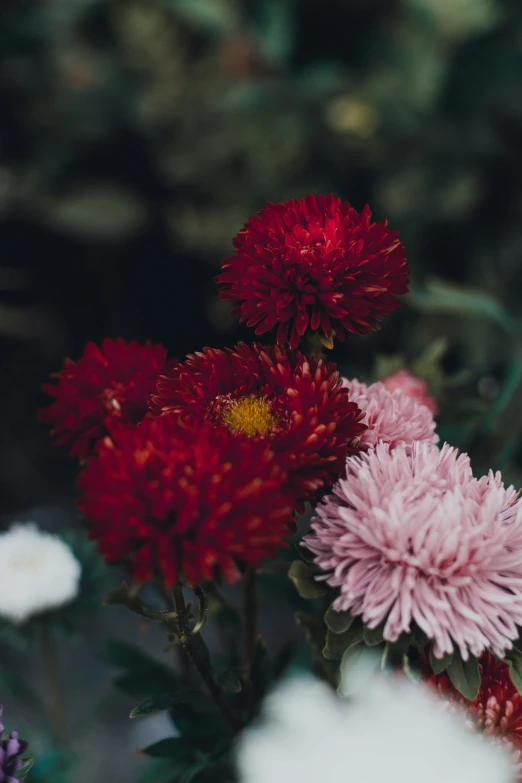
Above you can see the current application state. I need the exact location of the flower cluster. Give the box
[40,195,412,589]
[37,194,522,777]
[305,442,522,660]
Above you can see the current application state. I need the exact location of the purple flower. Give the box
[0,706,28,783]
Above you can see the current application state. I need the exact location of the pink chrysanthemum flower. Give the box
[342,378,438,452]
[304,442,522,661]
[382,369,438,415]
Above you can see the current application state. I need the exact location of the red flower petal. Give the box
[149,342,366,504]
[39,338,170,458]
[78,418,296,586]
[216,194,409,348]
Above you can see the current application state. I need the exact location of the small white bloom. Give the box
[237,668,515,783]
[0,523,81,624]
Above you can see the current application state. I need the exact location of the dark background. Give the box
[1,0,522,780]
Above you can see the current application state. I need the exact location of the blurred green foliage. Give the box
[3,0,522,470]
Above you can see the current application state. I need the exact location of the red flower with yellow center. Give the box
[426,655,522,753]
[216,194,409,349]
[78,417,296,586]
[149,342,366,503]
[40,338,169,459]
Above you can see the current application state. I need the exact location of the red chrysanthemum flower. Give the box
[78,417,296,586]
[148,342,366,504]
[216,194,409,349]
[426,655,522,755]
[40,338,169,459]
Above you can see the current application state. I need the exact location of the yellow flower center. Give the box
[222,395,277,437]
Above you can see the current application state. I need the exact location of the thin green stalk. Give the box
[170,586,241,734]
[243,567,258,669]
[40,625,68,749]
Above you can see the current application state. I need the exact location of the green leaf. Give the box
[140,737,201,760]
[411,625,430,648]
[324,605,355,635]
[383,635,415,668]
[408,279,516,332]
[179,760,211,783]
[402,652,421,683]
[429,646,453,675]
[130,689,207,719]
[447,653,481,700]
[100,638,161,670]
[295,611,327,657]
[363,624,384,647]
[100,638,178,697]
[339,643,364,685]
[17,757,35,781]
[131,693,176,718]
[114,674,172,698]
[103,583,177,622]
[504,648,522,694]
[288,560,328,600]
[169,702,232,742]
[323,622,364,661]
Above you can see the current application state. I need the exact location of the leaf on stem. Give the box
[504,647,522,694]
[288,560,328,600]
[447,652,481,700]
[324,605,354,635]
[429,646,453,675]
[323,621,364,660]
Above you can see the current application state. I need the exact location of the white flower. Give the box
[237,669,515,783]
[0,523,81,624]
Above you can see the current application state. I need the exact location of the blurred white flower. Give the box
[237,669,515,783]
[0,523,81,623]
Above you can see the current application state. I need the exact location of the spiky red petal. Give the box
[149,342,366,503]
[216,194,409,349]
[78,417,295,586]
[40,338,169,458]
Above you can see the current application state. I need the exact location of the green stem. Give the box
[243,567,258,669]
[155,583,192,682]
[170,586,241,734]
[40,625,68,749]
